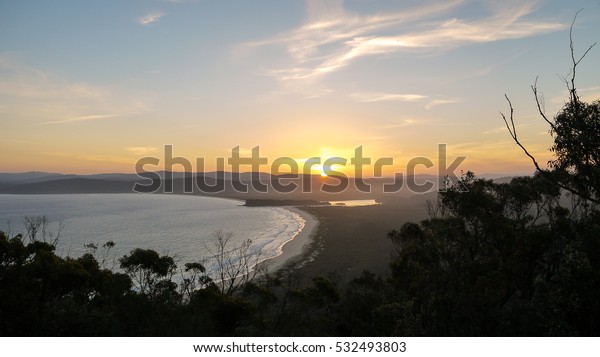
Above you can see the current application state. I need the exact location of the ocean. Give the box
[0,193,305,273]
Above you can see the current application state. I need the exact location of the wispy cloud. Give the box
[352,91,461,109]
[0,54,106,100]
[446,140,551,162]
[556,86,600,101]
[546,86,600,112]
[378,118,429,129]
[125,146,157,155]
[378,116,466,129]
[579,87,600,102]
[36,114,119,126]
[241,0,564,87]
[424,98,462,110]
[351,92,427,103]
[0,53,150,125]
[138,12,165,26]
[483,123,531,135]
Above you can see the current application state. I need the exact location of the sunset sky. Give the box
[1,0,599,176]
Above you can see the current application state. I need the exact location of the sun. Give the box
[314,164,328,177]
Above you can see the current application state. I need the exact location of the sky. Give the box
[1,0,599,176]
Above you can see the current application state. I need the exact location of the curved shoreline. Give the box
[264,207,318,273]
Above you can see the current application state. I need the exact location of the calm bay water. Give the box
[0,194,304,271]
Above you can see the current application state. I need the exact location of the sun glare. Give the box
[313,164,328,177]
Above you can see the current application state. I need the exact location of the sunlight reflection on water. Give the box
[0,194,304,272]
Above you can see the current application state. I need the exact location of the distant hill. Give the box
[0,171,524,198]
[0,178,136,194]
[0,172,72,185]
[0,171,180,185]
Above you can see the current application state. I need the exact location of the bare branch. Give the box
[206,230,263,295]
[531,77,556,131]
[501,95,543,172]
[551,178,599,204]
[500,95,600,204]
[568,9,597,104]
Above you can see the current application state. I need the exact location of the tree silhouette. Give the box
[119,248,176,297]
[501,11,599,204]
[205,230,264,296]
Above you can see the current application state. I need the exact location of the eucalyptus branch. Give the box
[567,9,596,103]
[500,95,600,204]
[500,95,543,171]
[531,77,556,132]
[500,10,599,205]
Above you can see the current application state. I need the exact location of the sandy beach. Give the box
[260,195,432,284]
[289,197,432,285]
[264,207,319,272]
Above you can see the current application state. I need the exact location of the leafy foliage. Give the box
[386,173,600,335]
[549,100,600,201]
